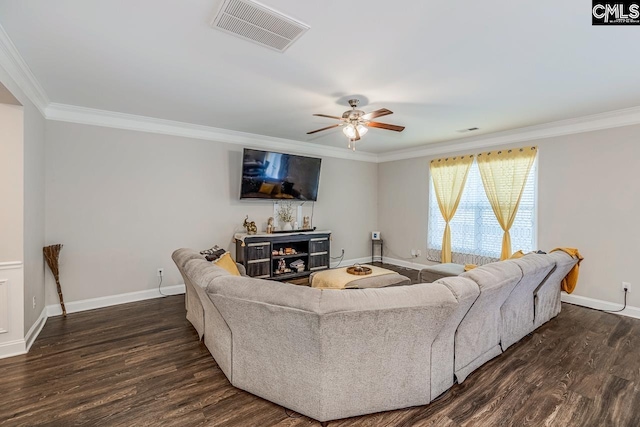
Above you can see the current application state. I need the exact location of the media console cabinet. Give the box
[234,231,331,280]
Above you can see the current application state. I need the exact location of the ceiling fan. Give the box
[307,99,405,150]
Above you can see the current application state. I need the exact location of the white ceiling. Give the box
[1,0,639,154]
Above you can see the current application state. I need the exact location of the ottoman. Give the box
[419,263,465,283]
[310,265,411,290]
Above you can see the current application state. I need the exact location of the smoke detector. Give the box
[211,0,310,52]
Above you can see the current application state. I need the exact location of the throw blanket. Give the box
[551,247,584,294]
[311,265,395,290]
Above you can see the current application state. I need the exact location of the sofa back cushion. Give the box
[534,251,579,295]
[207,275,322,312]
[455,260,523,381]
[207,276,459,316]
[172,248,205,272]
[499,254,556,350]
[184,258,231,289]
[460,260,522,293]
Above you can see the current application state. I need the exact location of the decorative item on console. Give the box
[243,215,258,235]
[276,201,295,231]
[303,216,311,229]
[290,259,305,272]
[266,217,274,234]
[277,258,287,274]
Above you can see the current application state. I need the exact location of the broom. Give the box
[43,244,66,316]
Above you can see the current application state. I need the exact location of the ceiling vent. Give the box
[457,127,479,133]
[211,0,309,52]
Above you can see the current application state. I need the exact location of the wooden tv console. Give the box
[234,231,331,280]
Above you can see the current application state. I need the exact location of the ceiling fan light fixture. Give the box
[342,124,368,139]
[342,124,356,139]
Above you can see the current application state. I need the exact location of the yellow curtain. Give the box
[477,146,537,260]
[430,155,474,263]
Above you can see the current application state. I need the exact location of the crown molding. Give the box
[377,105,640,163]
[0,24,49,114]
[43,102,640,164]
[45,103,379,162]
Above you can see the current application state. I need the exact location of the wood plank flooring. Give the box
[1,266,639,426]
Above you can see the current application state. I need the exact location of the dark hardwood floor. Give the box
[1,266,639,426]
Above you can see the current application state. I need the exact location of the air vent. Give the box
[211,0,309,52]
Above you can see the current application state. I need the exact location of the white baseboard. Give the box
[1,286,186,358]
[382,257,433,271]
[0,339,26,359]
[25,307,47,351]
[46,284,186,317]
[0,308,47,359]
[561,292,640,320]
[331,256,371,268]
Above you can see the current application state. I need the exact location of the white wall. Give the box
[45,121,378,304]
[0,101,25,356]
[0,102,24,262]
[22,100,46,334]
[378,155,433,266]
[0,68,46,348]
[378,124,640,308]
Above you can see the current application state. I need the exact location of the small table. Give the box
[371,239,383,263]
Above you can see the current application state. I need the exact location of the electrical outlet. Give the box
[622,282,631,293]
[416,250,422,257]
[157,268,164,277]
[411,249,416,257]
[32,296,36,309]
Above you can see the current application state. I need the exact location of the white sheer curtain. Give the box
[427,158,537,265]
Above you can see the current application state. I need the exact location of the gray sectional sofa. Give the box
[172,249,578,423]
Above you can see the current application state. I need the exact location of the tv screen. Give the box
[240,149,322,201]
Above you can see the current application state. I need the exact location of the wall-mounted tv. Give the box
[240,148,322,201]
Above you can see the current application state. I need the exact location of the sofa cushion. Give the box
[500,254,556,350]
[207,276,322,313]
[430,276,480,399]
[533,251,579,328]
[172,248,205,268]
[455,260,523,382]
[460,260,522,292]
[214,252,241,276]
[184,258,231,289]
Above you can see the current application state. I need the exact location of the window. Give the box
[427,158,537,265]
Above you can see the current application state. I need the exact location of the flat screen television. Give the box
[240,149,322,201]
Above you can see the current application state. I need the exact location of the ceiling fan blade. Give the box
[313,113,343,120]
[362,108,393,121]
[367,122,405,132]
[306,124,342,134]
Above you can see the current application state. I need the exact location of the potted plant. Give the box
[277,202,295,231]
